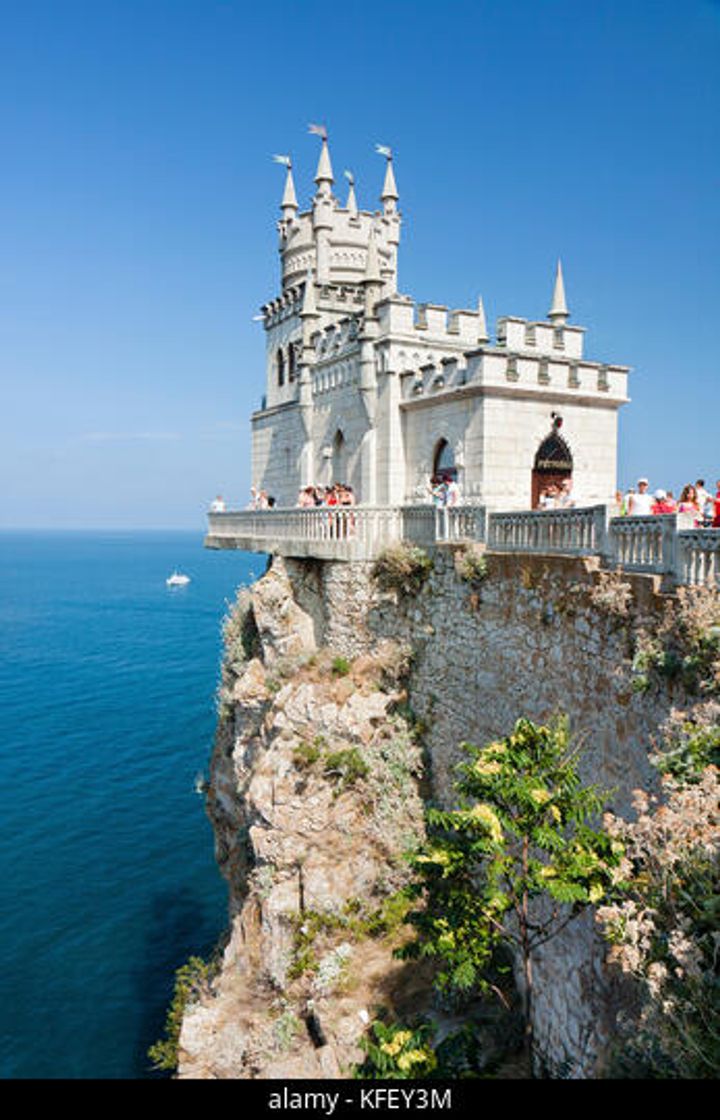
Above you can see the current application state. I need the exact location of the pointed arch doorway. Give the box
[532,419,573,508]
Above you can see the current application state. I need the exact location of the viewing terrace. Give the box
[205,505,720,589]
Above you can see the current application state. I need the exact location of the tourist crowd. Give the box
[295,483,356,509]
[535,479,576,510]
[616,478,720,527]
[212,474,720,529]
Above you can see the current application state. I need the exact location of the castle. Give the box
[251,129,630,511]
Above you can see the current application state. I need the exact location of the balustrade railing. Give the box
[207,504,720,588]
[208,506,405,552]
[676,529,720,588]
[436,505,487,543]
[607,514,678,573]
[487,506,607,556]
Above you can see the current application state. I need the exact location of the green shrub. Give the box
[148,955,216,1072]
[455,547,489,589]
[359,891,412,939]
[353,1015,494,1079]
[331,655,351,677]
[272,1009,302,1052]
[371,543,434,598]
[631,587,720,696]
[652,713,720,782]
[287,909,345,980]
[398,717,620,1065]
[323,747,370,791]
[354,1020,438,1079]
[293,741,322,768]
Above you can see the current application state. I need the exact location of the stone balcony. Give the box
[205,505,485,561]
[205,504,720,588]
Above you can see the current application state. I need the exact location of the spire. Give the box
[548,259,569,324]
[273,154,298,221]
[309,124,334,195]
[281,165,297,213]
[344,170,358,217]
[376,144,398,212]
[477,296,489,343]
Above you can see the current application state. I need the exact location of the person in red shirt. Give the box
[651,489,676,514]
[713,481,720,528]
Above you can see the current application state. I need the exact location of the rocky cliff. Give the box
[178,563,430,1078]
[179,547,685,1078]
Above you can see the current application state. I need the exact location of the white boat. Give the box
[166,571,191,587]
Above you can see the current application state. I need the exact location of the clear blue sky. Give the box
[1,0,718,528]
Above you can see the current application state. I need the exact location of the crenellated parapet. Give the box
[261,285,305,328]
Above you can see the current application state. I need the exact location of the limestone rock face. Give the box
[178,565,427,1080]
[250,560,316,666]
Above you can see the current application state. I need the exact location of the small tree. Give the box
[399,717,622,1069]
[148,956,215,1073]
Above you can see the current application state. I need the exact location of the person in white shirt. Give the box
[628,478,654,516]
[695,479,713,523]
[557,479,575,508]
[445,477,460,507]
[209,495,226,513]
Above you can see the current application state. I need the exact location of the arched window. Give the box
[288,343,296,383]
[332,429,347,485]
[277,348,285,387]
[432,438,457,482]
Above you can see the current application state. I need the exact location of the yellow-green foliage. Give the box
[455,547,489,589]
[287,893,413,982]
[331,655,351,677]
[148,956,215,1072]
[323,748,370,791]
[292,736,369,794]
[371,543,434,597]
[399,717,620,1063]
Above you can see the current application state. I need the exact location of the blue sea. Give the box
[0,531,262,1079]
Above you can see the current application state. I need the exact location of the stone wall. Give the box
[277,546,676,1075]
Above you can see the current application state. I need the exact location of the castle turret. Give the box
[477,295,489,343]
[377,145,400,291]
[310,125,335,284]
[548,260,569,325]
[273,155,298,249]
[378,145,399,215]
[312,129,334,197]
[344,171,358,218]
[299,268,319,364]
[280,162,298,221]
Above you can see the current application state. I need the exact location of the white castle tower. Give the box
[251,130,630,510]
